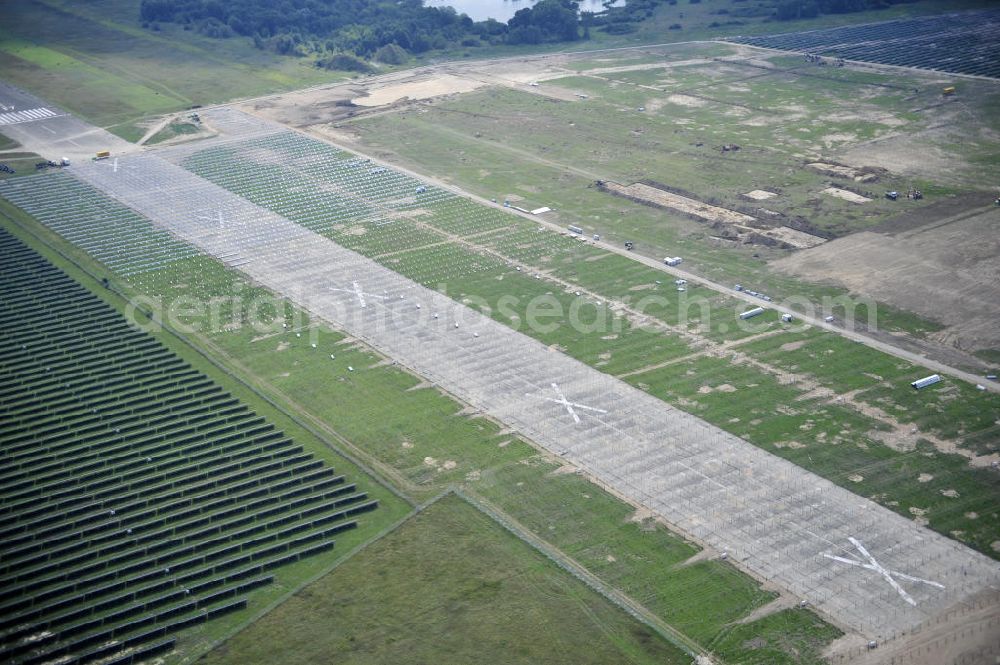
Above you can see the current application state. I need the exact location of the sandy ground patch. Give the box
[822,186,871,203]
[354,74,485,107]
[807,161,879,182]
[842,138,955,181]
[745,190,777,200]
[581,58,715,76]
[740,115,781,127]
[831,104,971,184]
[760,226,828,249]
[644,98,667,113]
[824,110,907,127]
[238,85,364,128]
[602,181,755,225]
[809,162,859,178]
[698,383,737,394]
[666,94,706,108]
[821,132,858,148]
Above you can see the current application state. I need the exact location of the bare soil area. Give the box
[353,74,485,107]
[762,226,829,249]
[775,204,1000,352]
[602,181,825,249]
[602,181,755,225]
[822,186,871,203]
[239,85,365,128]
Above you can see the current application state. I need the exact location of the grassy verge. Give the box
[0,153,45,179]
[0,132,44,179]
[146,119,203,144]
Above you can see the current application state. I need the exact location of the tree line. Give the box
[775,0,921,21]
[139,0,593,62]
[139,0,927,65]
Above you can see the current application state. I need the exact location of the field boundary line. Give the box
[174,491,452,665]
[454,486,708,662]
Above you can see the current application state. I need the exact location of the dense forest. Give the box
[139,0,587,62]
[138,0,922,65]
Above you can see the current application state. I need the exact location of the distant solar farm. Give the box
[727,9,1000,78]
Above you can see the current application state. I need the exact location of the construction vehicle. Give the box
[885,191,899,201]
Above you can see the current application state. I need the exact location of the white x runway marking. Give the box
[823,537,944,606]
[329,282,388,308]
[527,382,608,424]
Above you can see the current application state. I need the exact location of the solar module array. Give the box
[176,132,546,285]
[181,132,452,235]
[0,173,201,276]
[0,228,378,665]
[727,10,1000,79]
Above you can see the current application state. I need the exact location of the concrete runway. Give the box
[45,115,998,640]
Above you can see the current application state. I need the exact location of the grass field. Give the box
[0,0,350,135]
[199,494,694,665]
[345,43,1000,343]
[3,0,996,139]
[353,65,952,236]
[195,491,834,665]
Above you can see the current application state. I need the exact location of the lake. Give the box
[423,0,620,23]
